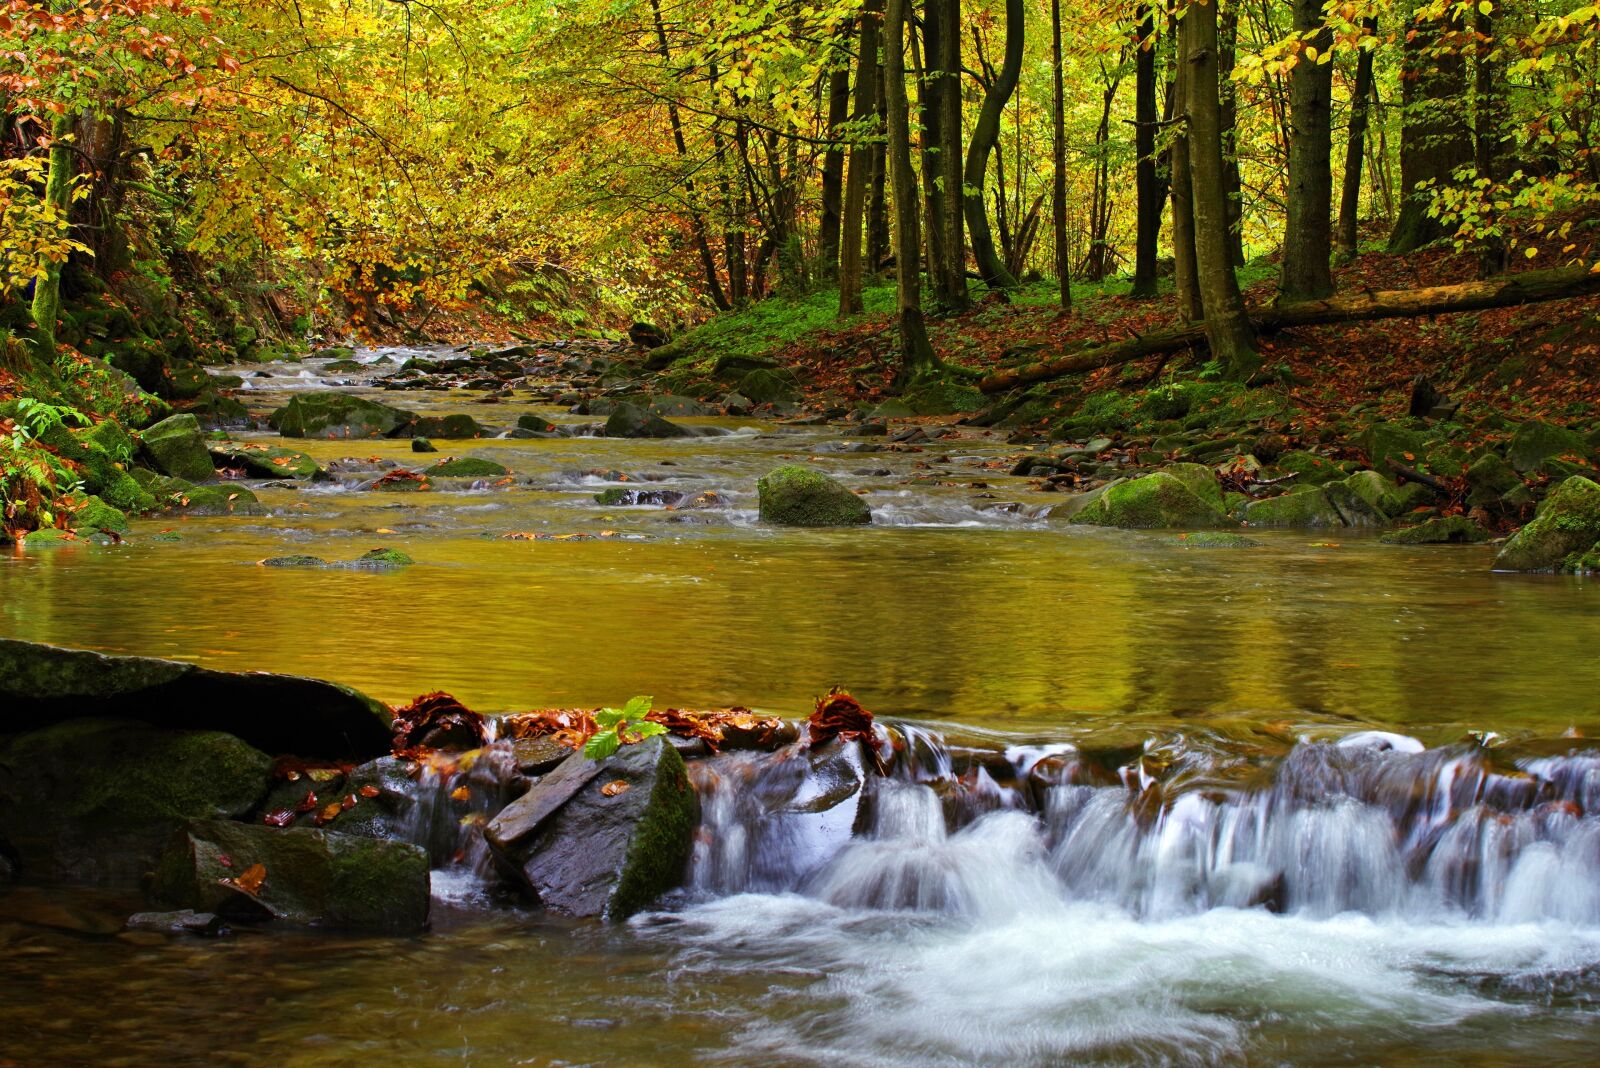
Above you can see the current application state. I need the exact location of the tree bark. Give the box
[29,111,76,358]
[1183,0,1257,377]
[884,0,938,379]
[937,0,966,308]
[817,29,853,282]
[1130,4,1161,298]
[914,9,950,306]
[1051,0,1071,309]
[979,264,1600,392]
[1218,6,1245,266]
[1169,14,1201,324]
[1279,0,1336,302]
[1388,11,1472,252]
[1335,18,1378,259]
[963,0,1023,290]
[839,0,885,316]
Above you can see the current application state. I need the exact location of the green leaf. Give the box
[593,707,626,728]
[583,729,621,760]
[632,721,668,739]
[621,694,653,719]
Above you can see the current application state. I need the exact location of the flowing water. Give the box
[3,346,1600,1066]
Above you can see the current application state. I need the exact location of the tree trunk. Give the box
[937,0,967,308]
[817,30,853,282]
[838,0,885,316]
[1051,0,1071,309]
[1335,17,1378,259]
[884,0,938,380]
[867,49,891,275]
[1183,0,1257,378]
[1279,0,1335,302]
[1130,4,1161,298]
[914,10,950,306]
[1218,6,1245,266]
[1169,15,1201,324]
[1473,5,1508,276]
[963,0,1023,290]
[29,111,76,358]
[1388,11,1472,252]
[979,264,1600,392]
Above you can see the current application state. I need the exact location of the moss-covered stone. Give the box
[1493,475,1600,572]
[1466,452,1523,507]
[39,421,156,514]
[1244,485,1346,527]
[354,548,414,568]
[140,413,216,482]
[270,392,415,439]
[603,402,694,439]
[1327,470,1431,525]
[1166,462,1225,510]
[411,437,438,453]
[260,555,330,568]
[1274,450,1353,486]
[1380,516,1492,545]
[0,719,272,882]
[69,495,129,534]
[18,528,76,547]
[1070,472,1229,529]
[902,378,985,416]
[158,483,267,517]
[1357,420,1428,476]
[207,441,323,480]
[737,367,801,405]
[412,414,486,439]
[424,456,510,478]
[757,465,872,526]
[1170,532,1261,548]
[150,820,430,932]
[1507,419,1588,474]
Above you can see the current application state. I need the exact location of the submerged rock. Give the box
[270,392,416,439]
[1492,475,1600,572]
[140,414,216,483]
[1381,516,1492,545]
[757,465,872,526]
[424,456,510,478]
[485,736,698,920]
[0,719,272,882]
[150,819,429,932]
[1071,472,1229,529]
[412,414,486,439]
[603,402,694,439]
[411,437,438,453]
[1170,531,1261,548]
[0,639,393,758]
[354,547,414,568]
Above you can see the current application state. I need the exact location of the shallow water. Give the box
[3,346,1600,1065]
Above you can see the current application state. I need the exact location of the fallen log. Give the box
[979,264,1600,393]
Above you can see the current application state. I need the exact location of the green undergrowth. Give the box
[653,282,898,373]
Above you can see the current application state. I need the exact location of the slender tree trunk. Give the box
[1279,0,1336,302]
[914,11,951,305]
[1169,16,1201,325]
[963,0,1023,290]
[1131,4,1161,298]
[1474,5,1508,276]
[1335,17,1378,259]
[884,0,937,379]
[817,29,853,282]
[839,0,885,316]
[1388,11,1472,252]
[1183,0,1257,377]
[29,111,75,358]
[937,0,967,308]
[867,49,891,275]
[1051,0,1071,309]
[1218,7,1245,266]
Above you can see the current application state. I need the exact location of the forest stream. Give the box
[3,348,1600,1067]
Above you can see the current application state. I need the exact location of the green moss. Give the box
[1165,463,1224,509]
[609,740,699,920]
[70,495,129,534]
[270,392,414,439]
[1243,486,1345,527]
[1507,419,1588,474]
[260,555,329,568]
[902,377,984,416]
[424,456,510,478]
[1493,476,1600,572]
[1070,472,1229,529]
[1380,516,1492,545]
[757,465,872,526]
[595,487,631,506]
[140,413,216,483]
[1170,532,1261,548]
[354,548,414,567]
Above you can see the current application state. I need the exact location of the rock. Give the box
[1466,452,1522,506]
[628,322,668,349]
[252,756,420,842]
[709,353,779,379]
[1380,516,1492,545]
[260,555,329,568]
[353,548,413,568]
[1070,472,1229,529]
[270,392,415,439]
[0,638,393,758]
[18,529,76,548]
[1274,450,1349,486]
[125,909,226,936]
[1324,471,1428,526]
[140,414,216,483]
[70,495,129,534]
[1171,532,1261,548]
[869,399,916,420]
[902,379,985,416]
[1357,421,1428,477]
[757,465,872,526]
[1165,462,1225,510]
[485,737,698,920]
[424,456,510,478]
[646,394,713,418]
[737,367,801,405]
[160,483,267,517]
[1492,476,1600,572]
[595,487,682,507]
[206,441,323,480]
[38,421,155,514]
[0,719,271,882]
[411,437,438,453]
[150,820,430,932]
[1507,420,1588,474]
[412,414,486,439]
[721,393,754,416]
[604,402,694,439]
[1243,485,1346,527]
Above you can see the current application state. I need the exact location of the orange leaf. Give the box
[601,780,630,797]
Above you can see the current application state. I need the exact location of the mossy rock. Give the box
[1070,472,1229,529]
[757,465,872,526]
[0,719,272,883]
[353,547,413,568]
[1244,485,1345,527]
[18,528,76,548]
[1380,516,1492,545]
[207,441,323,481]
[870,399,916,420]
[1273,450,1350,486]
[150,819,430,932]
[140,413,217,483]
[1466,452,1522,506]
[161,483,267,517]
[252,757,420,844]
[270,392,415,439]
[902,378,985,416]
[40,422,156,514]
[412,414,486,439]
[1327,471,1430,526]
[737,367,801,405]
[1507,419,1588,474]
[1170,532,1261,548]
[187,391,250,429]
[69,495,129,534]
[424,456,510,478]
[1493,475,1600,572]
[261,555,329,568]
[412,437,438,453]
[1165,462,1225,510]
[1357,420,1428,476]
[603,402,694,439]
[164,363,211,401]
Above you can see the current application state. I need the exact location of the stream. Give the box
[3,346,1600,1066]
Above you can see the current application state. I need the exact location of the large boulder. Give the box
[424,456,510,478]
[485,736,698,920]
[270,392,416,439]
[603,402,694,439]
[0,639,393,758]
[1324,470,1430,526]
[150,819,429,932]
[738,368,801,405]
[1070,472,1229,529]
[757,465,872,526]
[139,414,215,483]
[1507,420,1588,474]
[0,719,271,882]
[1380,516,1492,545]
[412,414,487,439]
[1466,452,1522,507]
[206,440,323,481]
[1243,485,1346,527]
[1357,420,1428,476]
[1492,476,1600,572]
[37,421,155,514]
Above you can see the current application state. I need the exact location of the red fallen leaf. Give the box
[450,785,471,802]
[295,789,319,813]
[262,808,296,827]
[340,793,358,810]
[391,691,487,754]
[808,688,877,749]
[358,784,380,798]
[225,863,266,896]
[601,780,630,797]
[315,801,343,825]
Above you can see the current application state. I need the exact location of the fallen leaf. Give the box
[601,780,630,797]
[358,784,380,798]
[262,809,296,827]
[450,785,471,802]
